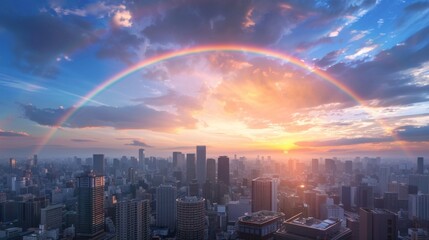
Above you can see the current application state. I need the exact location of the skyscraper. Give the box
[176,196,205,240]
[139,148,145,163]
[76,172,105,239]
[251,177,278,212]
[217,156,229,186]
[156,185,177,232]
[312,158,319,173]
[115,199,151,240]
[359,208,397,240]
[186,153,196,183]
[417,157,424,174]
[196,146,206,185]
[92,154,105,176]
[41,204,63,230]
[173,151,181,168]
[206,158,216,183]
[345,160,353,174]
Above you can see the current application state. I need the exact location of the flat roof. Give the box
[239,211,284,224]
[287,217,340,230]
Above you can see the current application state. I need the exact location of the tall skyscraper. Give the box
[176,196,205,240]
[359,208,397,240]
[76,172,105,239]
[173,151,181,168]
[93,154,105,176]
[139,148,145,163]
[9,158,16,169]
[206,158,216,183]
[156,185,177,232]
[251,177,278,212]
[115,199,151,240]
[341,186,352,211]
[186,153,196,183]
[217,156,230,186]
[417,157,424,174]
[196,146,206,185]
[345,160,353,174]
[311,158,319,173]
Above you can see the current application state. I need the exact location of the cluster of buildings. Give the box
[0,149,428,240]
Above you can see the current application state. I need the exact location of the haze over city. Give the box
[1,0,429,159]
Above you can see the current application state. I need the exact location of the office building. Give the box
[196,146,206,185]
[359,208,397,240]
[408,193,429,221]
[345,160,353,174]
[115,199,151,240]
[409,174,429,194]
[237,211,284,240]
[341,186,352,211]
[173,151,181,168]
[76,172,105,239]
[186,153,196,184]
[139,148,145,163]
[252,177,278,212]
[92,154,105,176]
[41,204,63,230]
[217,156,230,186]
[274,213,352,240]
[156,185,177,232]
[312,159,319,173]
[206,158,216,183]
[9,158,16,169]
[417,157,424,174]
[176,196,205,240]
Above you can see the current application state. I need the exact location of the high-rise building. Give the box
[139,148,145,163]
[9,158,16,169]
[33,154,38,166]
[41,204,63,230]
[312,159,319,173]
[76,172,105,239]
[345,160,353,174]
[341,186,352,211]
[217,156,230,186]
[16,197,49,230]
[176,196,205,240]
[408,193,429,221]
[359,208,397,240]
[115,199,150,240]
[156,185,177,232]
[173,151,181,168]
[206,158,216,183]
[252,177,278,212]
[92,154,105,176]
[186,153,196,183]
[383,192,398,212]
[409,174,429,194]
[356,184,374,209]
[196,146,206,185]
[417,157,424,174]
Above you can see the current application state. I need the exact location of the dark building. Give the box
[417,157,424,174]
[341,186,352,211]
[312,159,319,173]
[173,151,181,168]
[92,154,105,176]
[76,171,105,239]
[16,197,49,230]
[196,146,206,185]
[356,184,374,209]
[217,156,230,186]
[252,177,277,212]
[206,158,216,183]
[186,153,196,184]
[359,208,397,240]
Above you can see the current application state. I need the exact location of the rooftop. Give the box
[288,217,340,230]
[239,211,285,224]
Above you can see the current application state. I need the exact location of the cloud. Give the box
[315,50,343,67]
[125,140,152,147]
[327,25,429,106]
[133,89,203,113]
[71,138,97,143]
[394,124,429,142]
[295,137,393,147]
[404,1,429,12]
[345,44,378,60]
[96,29,143,64]
[21,103,197,132]
[0,73,46,92]
[112,6,132,28]
[0,13,95,77]
[0,129,29,137]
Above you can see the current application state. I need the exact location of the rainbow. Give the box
[32,44,406,155]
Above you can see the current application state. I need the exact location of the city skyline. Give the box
[1,1,429,159]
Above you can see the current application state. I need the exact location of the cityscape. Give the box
[1,0,429,240]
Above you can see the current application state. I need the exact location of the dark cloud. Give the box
[0,13,95,77]
[96,29,143,64]
[125,140,152,147]
[394,125,429,142]
[295,137,393,147]
[21,103,197,132]
[404,1,429,12]
[327,25,429,106]
[0,129,29,137]
[315,50,342,68]
[71,139,97,143]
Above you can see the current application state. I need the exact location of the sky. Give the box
[1,0,429,159]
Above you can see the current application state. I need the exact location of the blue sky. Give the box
[1,0,429,158]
